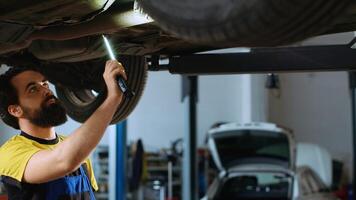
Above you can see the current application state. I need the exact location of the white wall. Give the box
[0,125,16,145]
[126,71,185,150]
[0,65,14,145]
[251,74,269,122]
[127,71,268,148]
[268,72,353,178]
[197,75,244,145]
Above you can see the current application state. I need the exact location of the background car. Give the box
[295,166,338,200]
[203,122,338,200]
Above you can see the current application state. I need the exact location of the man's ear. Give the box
[8,105,23,118]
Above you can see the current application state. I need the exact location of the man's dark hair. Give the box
[0,66,40,129]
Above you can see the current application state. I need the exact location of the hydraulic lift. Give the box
[147,37,356,200]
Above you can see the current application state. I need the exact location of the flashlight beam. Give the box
[101,34,135,99]
[102,35,116,60]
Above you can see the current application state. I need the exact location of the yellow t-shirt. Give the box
[0,133,98,191]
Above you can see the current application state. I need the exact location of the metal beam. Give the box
[159,45,356,75]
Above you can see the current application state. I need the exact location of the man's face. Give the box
[10,70,67,127]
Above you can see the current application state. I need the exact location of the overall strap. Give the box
[80,166,96,200]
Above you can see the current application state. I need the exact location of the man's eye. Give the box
[29,86,37,93]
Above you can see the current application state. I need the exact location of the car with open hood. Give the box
[203,122,338,200]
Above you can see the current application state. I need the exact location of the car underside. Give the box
[0,1,212,66]
[1,0,356,123]
[0,0,212,124]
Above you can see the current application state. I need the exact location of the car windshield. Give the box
[214,130,290,168]
[215,172,292,200]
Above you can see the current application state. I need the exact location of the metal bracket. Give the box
[349,35,356,49]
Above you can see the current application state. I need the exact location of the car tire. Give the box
[55,55,147,124]
[138,0,352,46]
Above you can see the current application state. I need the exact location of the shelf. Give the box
[147,157,167,161]
[95,193,108,199]
[97,174,109,179]
[97,159,109,164]
[92,145,110,200]
[147,166,181,172]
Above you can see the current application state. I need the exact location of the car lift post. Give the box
[181,76,198,200]
[350,72,356,198]
[116,121,127,200]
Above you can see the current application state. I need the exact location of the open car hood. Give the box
[208,122,296,173]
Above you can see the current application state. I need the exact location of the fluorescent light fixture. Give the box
[115,11,153,26]
[197,47,251,54]
[352,31,356,49]
[112,2,154,28]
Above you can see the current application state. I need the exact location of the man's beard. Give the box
[22,95,68,128]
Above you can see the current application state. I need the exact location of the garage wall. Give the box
[127,72,186,150]
[251,74,269,122]
[0,125,16,145]
[198,75,244,145]
[127,71,268,148]
[0,66,13,145]
[268,72,353,178]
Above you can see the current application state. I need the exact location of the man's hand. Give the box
[103,60,128,100]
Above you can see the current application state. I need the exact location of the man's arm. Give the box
[22,60,126,183]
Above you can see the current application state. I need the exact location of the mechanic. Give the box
[0,60,126,199]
